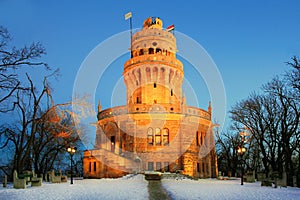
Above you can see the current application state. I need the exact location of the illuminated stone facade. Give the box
[83,17,217,178]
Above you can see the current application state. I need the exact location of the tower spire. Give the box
[98,100,102,113]
[208,101,212,114]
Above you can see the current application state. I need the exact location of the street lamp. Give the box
[238,128,249,186]
[237,146,246,185]
[237,147,246,154]
[237,126,250,186]
[67,147,77,184]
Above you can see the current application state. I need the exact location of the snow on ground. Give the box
[1,175,300,200]
[162,178,300,200]
[0,174,148,200]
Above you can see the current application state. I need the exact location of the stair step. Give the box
[96,149,138,172]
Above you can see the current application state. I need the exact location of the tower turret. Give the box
[143,17,163,29]
[123,17,183,113]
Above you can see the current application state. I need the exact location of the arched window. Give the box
[163,128,169,145]
[149,48,154,54]
[196,131,199,146]
[155,128,161,146]
[200,132,203,145]
[139,49,144,56]
[156,48,162,54]
[147,128,154,145]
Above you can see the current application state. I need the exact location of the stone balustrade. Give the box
[97,105,211,121]
[124,54,183,71]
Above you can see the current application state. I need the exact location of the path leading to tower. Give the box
[147,180,172,200]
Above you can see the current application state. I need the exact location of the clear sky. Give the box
[1,0,300,138]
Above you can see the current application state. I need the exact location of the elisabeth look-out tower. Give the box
[83,17,217,179]
[124,17,183,113]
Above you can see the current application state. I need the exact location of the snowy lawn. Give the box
[0,174,148,200]
[1,175,300,200]
[162,178,300,200]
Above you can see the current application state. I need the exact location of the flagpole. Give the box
[130,16,133,58]
[125,12,133,58]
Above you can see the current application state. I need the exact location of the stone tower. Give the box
[83,17,217,179]
[124,17,183,114]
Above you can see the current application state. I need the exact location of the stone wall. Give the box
[84,110,216,179]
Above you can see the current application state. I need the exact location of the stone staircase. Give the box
[88,149,139,174]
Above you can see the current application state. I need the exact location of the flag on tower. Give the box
[124,12,132,20]
[166,24,175,31]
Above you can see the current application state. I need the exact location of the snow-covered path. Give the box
[162,178,300,200]
[1,175,300,200]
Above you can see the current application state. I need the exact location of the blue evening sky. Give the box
[1,0,300,136]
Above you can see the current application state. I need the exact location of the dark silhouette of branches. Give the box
[0,26,49,113]
[286,56,300,100]
[229,57,300,186]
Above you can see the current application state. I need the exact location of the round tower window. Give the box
[152,42,157,46]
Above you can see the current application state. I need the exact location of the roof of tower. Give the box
[143,17,163,29]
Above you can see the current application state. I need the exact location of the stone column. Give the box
[133,121,137,158]
[116,120,120,154]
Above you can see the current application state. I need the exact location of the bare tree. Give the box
[0,26,48,113]
[286,56,300,97]
[0,72,93,177]
[215,128,240,176]
[230,74,299,186]
[230,93,283,177]
[32,97,93,176]
[263,77,299,185]
[286,57,300,186]
[0,26,96,180]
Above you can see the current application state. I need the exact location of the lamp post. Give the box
[67,147,77,184]
[238,146,246,185]
[238,127,250,185]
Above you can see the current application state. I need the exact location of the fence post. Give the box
[293,176,297,187]
[3,175,7,187]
